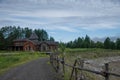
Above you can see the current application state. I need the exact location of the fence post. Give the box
[75,67,78,80]
[62,57,65,76]
[104,63,109,80]
[50,54,53,65]
[80,59,84,80]
[57,56,59,73]
[70,60,77,80]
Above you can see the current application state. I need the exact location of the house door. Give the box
[41,44,48,52]
[43,45,46,51]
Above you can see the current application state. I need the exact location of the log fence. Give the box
[50,53,120,80]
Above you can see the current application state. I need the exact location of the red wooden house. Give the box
[10,33,58,52]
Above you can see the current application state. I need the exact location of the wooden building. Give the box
[10,33,58,52]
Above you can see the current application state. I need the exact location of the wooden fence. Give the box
[50,53,120,80]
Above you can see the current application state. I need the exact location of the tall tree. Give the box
[90,40,96,48]
[116,38,120,49]
[0,30,5,49]
[95,41,104,48]
[76,37,83,48]
[110,41,116,49]
[84,35,91,48]
[104,37,111,49]
[49,36,55,41]
[66,41,73,48]
[24,27,32,38]
[34,29,49,41]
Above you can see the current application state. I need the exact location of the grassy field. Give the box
[0,51,47,75]
[62,48,120,80]
[65,48,120,62]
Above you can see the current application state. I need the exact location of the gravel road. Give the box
[0,57,59,80]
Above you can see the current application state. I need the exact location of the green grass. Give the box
[65,48,120,59]
[0,51,47,75]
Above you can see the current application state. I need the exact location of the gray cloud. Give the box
[0,0,120,32]
[93,36,120,42]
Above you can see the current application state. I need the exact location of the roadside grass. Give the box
[0,51,47,75]
[62,48,120,80]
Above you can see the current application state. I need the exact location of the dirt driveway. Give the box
[0,58,59,80]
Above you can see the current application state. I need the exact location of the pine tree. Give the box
[104,37,111,49]
[116,38,120,50]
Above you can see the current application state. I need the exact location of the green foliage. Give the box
[24,27,32,38]
[49,36,55,41]
[59,42,66,53]
[116,38,120,49]
[104,37,111,49]
[66,35,93,48]
[110,41,116,49]
[84,35,91,48]
[66,35,120,50]
[34,29,49,41]
[0,31,5,49]
[95,41,104,48]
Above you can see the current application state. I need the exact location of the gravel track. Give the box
[0,57,59,80]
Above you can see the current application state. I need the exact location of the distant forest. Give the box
[0,26,55,50]
[65,35,120,50]
[0,26,120,50]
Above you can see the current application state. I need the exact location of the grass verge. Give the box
[0,51,47,75]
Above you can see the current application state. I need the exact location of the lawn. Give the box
[0,51,47,75]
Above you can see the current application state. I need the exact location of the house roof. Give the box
[13,38,28,42]
[13,33,58,46]
[28,40,40,45]
[39,41,59,46]
[29,32,38,40]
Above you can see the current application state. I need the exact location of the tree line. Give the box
[0,26,55,50]
[65,35,120,50]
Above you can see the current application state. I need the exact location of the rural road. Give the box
[0,57,59,80]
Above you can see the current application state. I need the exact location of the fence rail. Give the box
[50,53,120,80]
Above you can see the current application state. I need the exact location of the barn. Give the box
[9,33,58,52]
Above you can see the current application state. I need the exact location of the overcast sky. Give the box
[0,0,120,42]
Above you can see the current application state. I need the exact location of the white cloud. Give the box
[0,0,120,32]
[56,26,79,32]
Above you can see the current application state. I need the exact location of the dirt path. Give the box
[0,57,59,80]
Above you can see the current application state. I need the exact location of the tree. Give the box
[76,37,83,48]
[84,35,91,48]
[90,40,96,48]
[59,42,66,54]
[95,41,104,48]
[104,37,111,49]
[24,27,32,38]
[49,36,55,41]
[34,29,48,41]
[116,38,120,49]
[110,41,116,49]
[73,39,78,48]
[66,41,73,48]
[0,31,5,49]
